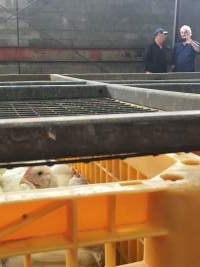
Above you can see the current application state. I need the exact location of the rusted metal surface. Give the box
[0,111,200,163]
[0,48,143,62]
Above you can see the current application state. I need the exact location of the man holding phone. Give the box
[172,25,200,72]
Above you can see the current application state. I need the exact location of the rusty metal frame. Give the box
[0,111,200,163]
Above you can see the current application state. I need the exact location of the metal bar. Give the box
[172,0,181,47]
[0,111,200,162]
[16,0,21,74]
[0,85,107,101]
[64,72,200,80]
[51,75,200,110]
[0,74,50,81]
[106,84,200,111]
[0,81,87,86]
[102,79,200,84]
[125,83,200,94]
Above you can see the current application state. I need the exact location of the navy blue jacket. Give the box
[173,42,198,72]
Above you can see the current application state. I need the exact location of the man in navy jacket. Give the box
[172,25,200,72]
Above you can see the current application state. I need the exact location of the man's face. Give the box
[180,29,189,40]
[157,32,167,43]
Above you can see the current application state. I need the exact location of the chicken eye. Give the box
[38,171,43,176]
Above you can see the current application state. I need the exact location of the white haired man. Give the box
[172,25,200,72]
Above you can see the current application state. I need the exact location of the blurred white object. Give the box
[51,164,74,186]
[32,245,104,267]
[0,167,28,192]
[68,175,88,186]
[0,168,6,176]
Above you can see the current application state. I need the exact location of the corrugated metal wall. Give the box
[0,0,199,73]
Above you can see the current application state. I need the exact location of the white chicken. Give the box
[0,164,103,267]
[0,167,28,192]
[50,163,88,187]
[68,175,88,186]
[50,164,75,186]
[0,164,85,192]
[0,166,57,192]
[31,245,104,267]
[5,245,104,267]
[21,166,58,189]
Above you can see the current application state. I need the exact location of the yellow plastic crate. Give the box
[73,154,175,263]
[73,154,175,184]
[1,152,200,267]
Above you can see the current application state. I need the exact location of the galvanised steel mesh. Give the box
[0,97,156,119]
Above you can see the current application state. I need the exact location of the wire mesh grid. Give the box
[0,97,156,119]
